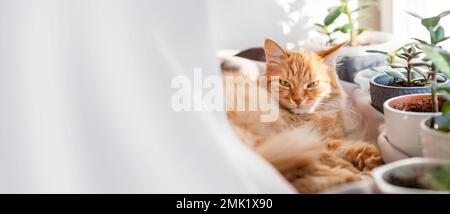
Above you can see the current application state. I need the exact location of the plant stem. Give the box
[341,0,357,46]
[406,54,413,86]
[429,24,439,113]
[324,27,334,46]
[350,30,358,46]
[432,86,439,112]
[431,64,439,113]
[407,67,412,86]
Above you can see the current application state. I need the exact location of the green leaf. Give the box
[422,16,441,29]
[315,23,326,28]
[401,46,409,54]
[407,11,423,19]
[437,73,448,82]
[412,38,429,44]
[366,50,388,55]
[317,29,328,34]
[410,62,432,67]
[437,36,450,44]
[439,10,450,18]
[430,27,438,44]
[412,67,429,79]
[324,7,342,26]
[352,2,377,13]
[438,91,450,105]
[332,27,341,32]
[412,51,424,57]
[430,166,450,190]
[370,67,384,73]
[396,53,408,60]
[435,26,445,42]
[355,14,369,21]
[358,27,369,35]
[442,103,450,117]
[419,44,450,77]
[390,64,407,69]
[436,84,450,92]
[327,6,339,12]
[386,70,407,81]
[340,23,353,33]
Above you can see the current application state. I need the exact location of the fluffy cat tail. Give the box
[256,125,325,172]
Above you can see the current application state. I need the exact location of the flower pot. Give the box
[370,73,436,113]
[305,31,399,83]
[420,117,450,159]
[372,158,450,194]
[354,66,386,94]
[384,94,442,157]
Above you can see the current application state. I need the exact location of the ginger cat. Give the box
[224,39,383,193]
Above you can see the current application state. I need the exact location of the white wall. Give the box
[208,0,338,50]
[380,0,450,49]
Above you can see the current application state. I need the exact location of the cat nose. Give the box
[292,97,302,106]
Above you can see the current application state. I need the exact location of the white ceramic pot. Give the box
[420,117,450,159]
[354,66,386,94]
[372,158,450,194]
[384,94,442,157]
[304,31,398,55]
[304,31,400,82]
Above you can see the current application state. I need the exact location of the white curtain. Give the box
[0,0,295,193]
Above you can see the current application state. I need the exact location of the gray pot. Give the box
[337,54,387,83]
[370,73,435,113]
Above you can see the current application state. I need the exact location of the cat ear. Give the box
[317,42,347,66]
[264,39,287,64]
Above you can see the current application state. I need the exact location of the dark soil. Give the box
[407,106,435,113]
[392,97,445,113]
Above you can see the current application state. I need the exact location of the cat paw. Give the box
[348,144,383,171]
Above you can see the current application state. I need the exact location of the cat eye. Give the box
[306,81,319,89]
[279,79,291,88]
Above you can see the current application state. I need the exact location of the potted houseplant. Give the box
[369,44,447,113]
[380,11,450,157]
[368,10,450,113]
[355,46,408,94]
[372,158,450,194]
[307,0,398,82]
[419,45,450,159]
[383,93,444,157]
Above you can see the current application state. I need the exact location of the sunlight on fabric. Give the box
[0,0,295,193]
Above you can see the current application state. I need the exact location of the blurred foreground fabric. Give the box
[0,0,295,193]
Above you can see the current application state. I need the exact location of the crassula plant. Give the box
[367,44,436,87]
[367,10,450,89]
[408,10,450,112]
[315,0,376,46]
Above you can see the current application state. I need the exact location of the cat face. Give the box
[264,39,344,115]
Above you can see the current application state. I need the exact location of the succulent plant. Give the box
[315,0,376,47]
[367,44,440,87]
[366,10,450,110]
